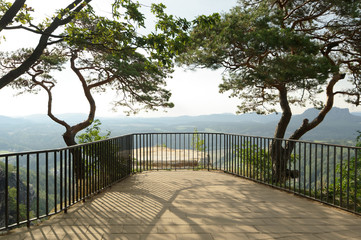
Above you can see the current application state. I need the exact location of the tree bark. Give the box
[270,84,293,182]
[62,129,85,180]
[270,73,345,183]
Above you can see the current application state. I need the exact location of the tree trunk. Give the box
[270,73,344,183]
[63,130,85,181]
[270,140,299,183]
[270,140,286,182]
[270,84,294,182]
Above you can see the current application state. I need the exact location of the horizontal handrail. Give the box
[0,133,135,158]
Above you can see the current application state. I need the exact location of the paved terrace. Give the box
[3,170,361,240]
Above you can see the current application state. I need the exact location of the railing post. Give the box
[26,154,30,227]
[4,156,9,230]
[16,155,19,226]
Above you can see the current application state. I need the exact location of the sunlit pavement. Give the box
[3,170,361,239]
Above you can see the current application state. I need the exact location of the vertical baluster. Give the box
[320,145,324,202]
[166,134,168,170]
[54,152,57,213]
[340,147,343,207]
[16,155,19,225]
[60,151,63,210]
[5,156,9,229]
[326,145,330,203]
[298,142,301,194]
[268,139,272,185]
[314,144,317,199]
[347,148,350,209]
[188,133,191,169]
[182,133,184,169]
[64,151,67,213]
[83,146,86,201]
[236,135,239,176]
[46,152,49,214]
[354,148,358,212]
[215,134,218,171]
[308,143,312,197]
[303,142,306,195]
[26,154,30,227]
[241,136,245,177]
[333,146,336,205]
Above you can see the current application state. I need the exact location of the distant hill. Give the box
[351,112,361,117]
[0,107,360,152]
[285,108,361,143]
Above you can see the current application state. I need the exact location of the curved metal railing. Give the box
[0,134,133,231]
[1,132,360,231]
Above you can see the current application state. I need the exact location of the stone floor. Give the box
[2,170,361,239]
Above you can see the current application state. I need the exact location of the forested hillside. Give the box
[0,107,360,152]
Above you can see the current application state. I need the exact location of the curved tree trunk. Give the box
[270,84,293,182]
[31,50,97,182]
[270,73,345,183]
[63,129,86,181]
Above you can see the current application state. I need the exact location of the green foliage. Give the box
[179,1,361,115]
[180,3,339,114]
[7,187,29,223]
[76,119,110,144]
[76,119,130,184]
[0,1,34,25]
[1,1,193,116]
[0,162,52,226]
[328,132,361,211]
[235,142,271,180]
[156,143,167,148]
[0,47,67,95]
[191,129,206,152]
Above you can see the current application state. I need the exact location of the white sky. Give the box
[0,0,360,118]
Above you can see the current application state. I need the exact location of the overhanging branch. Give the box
[0,0,93,90]
[289,73,346,140]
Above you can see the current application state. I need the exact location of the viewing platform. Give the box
[3,170,361,240]
[1,133,361,239]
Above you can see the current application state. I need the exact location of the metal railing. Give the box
[0,134,133,231]
[132,133,361,215]
[1,132,360,230]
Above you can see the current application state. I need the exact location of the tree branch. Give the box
[0,0,92,90]
[4,24,64,39]
[283,0,313,22]
[0,0,26,31]
[334,91,360,106]
[69,50,96,135]
[290,4,331,30]
[28,70,71,131]
[289,73,346,140]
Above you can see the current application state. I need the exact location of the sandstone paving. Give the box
[2,170,361,239]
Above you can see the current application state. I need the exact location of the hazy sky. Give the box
[0,0,359,118]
